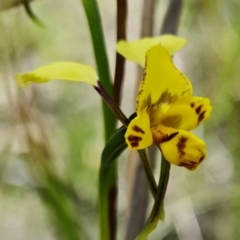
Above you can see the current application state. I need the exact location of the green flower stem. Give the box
[159,157,171,199]
[95,82,158,199]
[94,81,129,127]
[138,149,157,198]
[136,156,171,240]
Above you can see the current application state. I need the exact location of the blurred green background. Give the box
[0,0,240,239]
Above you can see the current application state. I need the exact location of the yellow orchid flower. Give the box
[119,43,212,171]
[17,35,212,170]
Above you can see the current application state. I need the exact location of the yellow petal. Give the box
[17,62,98,87]
[136,44,192,114]
[152,125,206,170]
[125,111,153,150]
[116,35,187,67]
[156,96,212,130]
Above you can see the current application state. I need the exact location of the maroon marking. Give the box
[189,161,197,164]
[177,136,188,157]
[190,102,195,108]
[195,105,203,114]
[127,135,142,148]
[132,125,145,134]
[179,162,195,167]
[127,135,142,141]
[179,162,196,170]
[131,142,139,147]
[162,132,178,143]
[198,111,206,124]
[199,156,204,163]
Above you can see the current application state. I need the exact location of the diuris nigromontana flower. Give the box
[117,37,212,170]
[17,34,212,170]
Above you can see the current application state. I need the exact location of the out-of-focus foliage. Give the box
[0,0,240,239]
[0,0,33,11]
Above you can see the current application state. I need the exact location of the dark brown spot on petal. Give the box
[177,136,188,157]
[195,105,203,114]
[179,162,195,167]
[191,102,195,108]
[162,132,178,143]
[189,161,197,164]
[131,142,139,147]
[154,89,179,106]
[179,161,197,170]
[198,111,206,124]
[138,89,143,95]
[127,135,142,148]
[127,135,142,141]
[132,125,145,134]
[199,156,204,163]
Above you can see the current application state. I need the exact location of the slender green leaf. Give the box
[81,0,115,140]
[101,126,127,169]
[98,126,127,240]
[80,1,117,240]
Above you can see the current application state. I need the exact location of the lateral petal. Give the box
[136,44,192,114]
[116,35,187,67]
[125,111,153,150]
[157,96,212,130]
[152,125,206,170]
[17,62,98,87]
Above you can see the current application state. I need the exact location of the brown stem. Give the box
[114,0,127,106]
[94,81,129,127]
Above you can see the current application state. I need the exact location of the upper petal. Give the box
[116,35,187,67]
[157,96,212,130]
[125,111,153,150]
[17,62,98,87]
[152,125,206,170]
[136,44,192,115]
